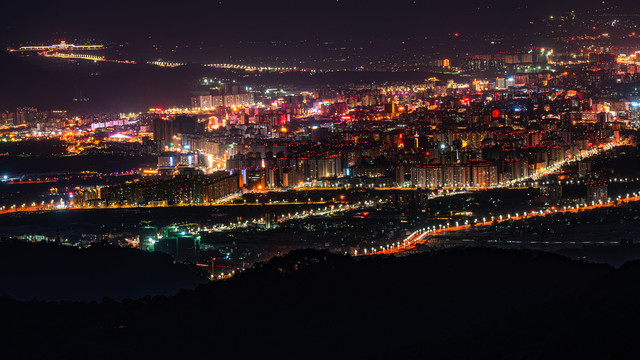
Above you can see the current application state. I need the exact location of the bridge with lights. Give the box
[15,41,104,52]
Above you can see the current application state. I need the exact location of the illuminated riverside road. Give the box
[3,170,136,184]
[358,193,640,257]
[0,200,336,215]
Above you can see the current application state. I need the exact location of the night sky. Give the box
[2,0,632,45]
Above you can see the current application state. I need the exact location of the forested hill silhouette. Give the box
[4,247,640,358]
[0,240,207,301]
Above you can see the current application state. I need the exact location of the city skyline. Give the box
[4,1,640,358]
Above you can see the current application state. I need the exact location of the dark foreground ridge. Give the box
[3,247,640,359]
[0,241,207,301]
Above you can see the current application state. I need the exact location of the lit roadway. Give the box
[0,201,66,214]
[0,194,362,215]
[0,200,336,215]
[201,201,374,234]
[357,193,640,257]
